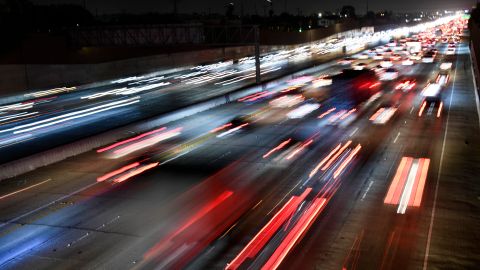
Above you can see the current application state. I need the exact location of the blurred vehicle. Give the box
[446,47,456,55]
[357,53,369,60]
[395,79,416,91]
[440,62,453,70]
[418,96,443,118]
[401,58,414,66]
[422,52,435,63]
[421,83,442,97]
[352,62,367,70]
[311,69,381,109]
[380,68,399,81]
[214,115,251,137]
[263,125,320,161]
[312,75,333,87]
[338,57,355,65]
[436,72,450,86]
[409,53,422,61]
[370,105,398,124]
[380,60,393,68]
[373,53,384,60]
[390,54,402,61]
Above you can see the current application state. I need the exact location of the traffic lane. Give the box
[0,101,261,220]
[193,84,425,269]
[0,117,319,269]
[0,89,368,270]
[276,56,457,269]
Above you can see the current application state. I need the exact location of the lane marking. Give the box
[393,132,401,143]
[0,181,99,230]
[349,127,359,137]
[360,180,374,201]
[468,45,480,129]
[423,49,458,270]
[0,178,52,200]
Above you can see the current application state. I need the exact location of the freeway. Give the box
[0,17,451,164]
[0,16,479,270]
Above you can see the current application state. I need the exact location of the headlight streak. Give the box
[110,127,182,158]
[0,97,140,134]
[0,112,39,124]
[97,126,167,153]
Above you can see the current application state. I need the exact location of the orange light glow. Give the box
[309,144,342,178]
[333,144,361,179]
[263,139,292,158]
[210,123,233,133]
[340,108,357,120]
[318,108,336,118]
[370,108,385,121]
[437,102,443,118]
[261,197,327,270]
[418,101,427,117]
[321,141,352,171]
[286,139,313,160]
[97,162,140,182]
[97,127,167,153]
[112,162,159,183]
[413,158,430,206]
[384,157,409,204]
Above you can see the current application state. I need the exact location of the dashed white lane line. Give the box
[393,132,401,144]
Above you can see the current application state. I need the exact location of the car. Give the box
[357,53,369,60]
[380,68,399,81]
[409,53,422,61]
[352,62,368,70]
[422,53,435,63]
[214,115,252,137]
[338,57,355,65]
[440,62,453,70]
[446,47,455,55]
[373,53,384,60]
[390,54,402,61]
[418,96,443,118]
[395,79,416,91]
[401,58,414,65]
[380,60,393,68]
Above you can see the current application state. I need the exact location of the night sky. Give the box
[31,0,475,15]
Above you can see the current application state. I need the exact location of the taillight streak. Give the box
[97,127,167,153]
[210,123,233,133]
[370,108,385,121]
[309,144,341,178]
[226,188,312,270]
[318,108,336,118]
[418,101,427,117]
[437,102,443,117]
[97,162,141,182]
[261,197,327,270]
[333,144,361,179]
[321,141,352,171]
[285,139,313,160]
[112,162,159,183]
[263,139,292,158]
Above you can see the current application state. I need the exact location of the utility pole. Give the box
[254,26,261,84]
